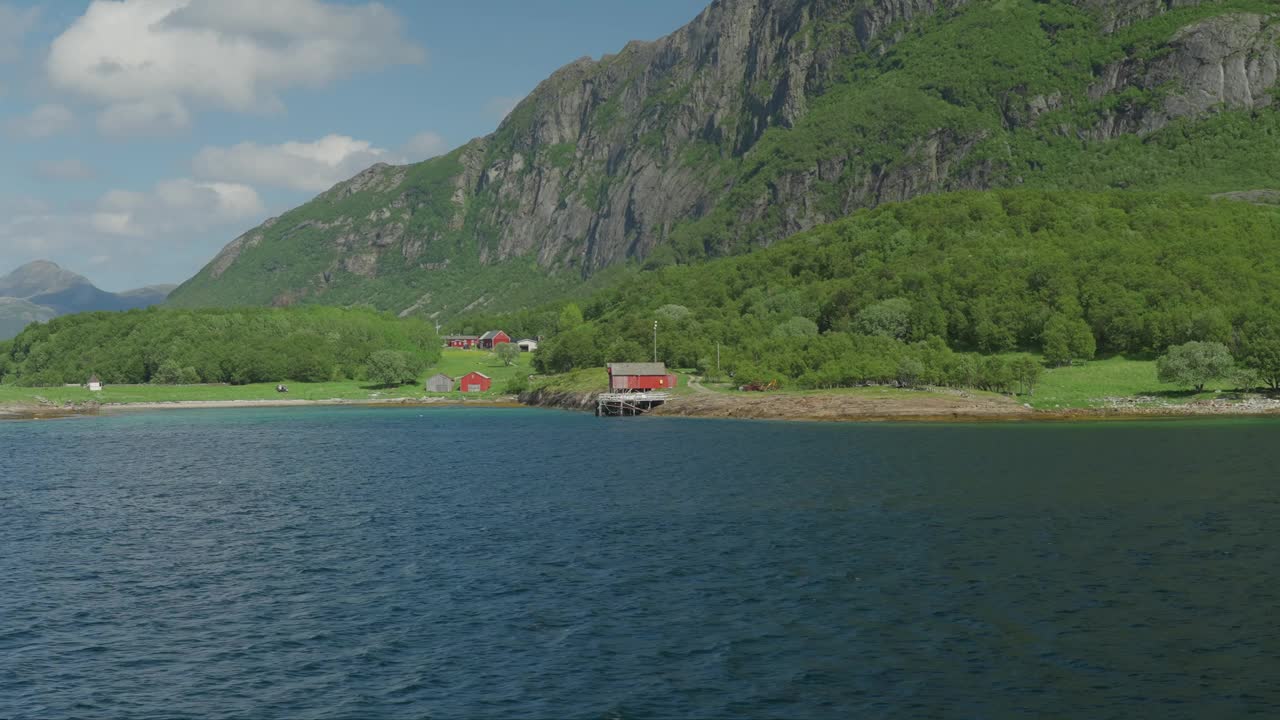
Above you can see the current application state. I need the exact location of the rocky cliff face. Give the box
[1089,11,1279,137]
[170,0,1280,319]
[457,0,980,272]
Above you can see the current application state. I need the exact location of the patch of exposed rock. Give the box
[1089,13,1279,137]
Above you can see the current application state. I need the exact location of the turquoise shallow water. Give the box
[1,407,1278,718]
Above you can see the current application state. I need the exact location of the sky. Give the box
[0,0,707,291]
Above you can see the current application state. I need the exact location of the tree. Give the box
[773,316,819,338]
[496,342,520,366]
[366,350,413,387]
[896,357,925,388]
[1009,355,1043,396]
[1156,341,1234,392]
[1042,315,1096,366]
[152,359,183,385]
[855,298,912,340]
[557,303,584,332]
[1240,323,1280,390]
[655,304,692,324]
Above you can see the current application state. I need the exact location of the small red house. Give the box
[478,330,511,350]
[444,335,480,349]
[606,362,677,392]
[459,371,492,393]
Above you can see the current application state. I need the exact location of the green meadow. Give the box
[0,348,534,407]
[1029,356,1236,410]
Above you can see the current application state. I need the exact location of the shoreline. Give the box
[0,396,523,421]
[5,392,1280,423]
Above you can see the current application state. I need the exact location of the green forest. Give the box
[467,190,1280,390]
[0,307,441,387]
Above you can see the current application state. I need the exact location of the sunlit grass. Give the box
[0,348,534,406]
[1031,355,1233,409]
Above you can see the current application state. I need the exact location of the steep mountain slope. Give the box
[169,0,1280,319]
[0,261,174,339]
[0,298,57,341]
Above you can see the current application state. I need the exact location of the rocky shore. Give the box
[517,388,599,412]
[515,387,1280,422]
[648,390,1035,422]
[7,389,1280,423]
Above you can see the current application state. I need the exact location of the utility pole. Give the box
[653,320,658,363]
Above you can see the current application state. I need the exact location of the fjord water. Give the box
[2,408,1277,718]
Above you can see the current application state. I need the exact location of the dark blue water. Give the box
[2,408,1279,718]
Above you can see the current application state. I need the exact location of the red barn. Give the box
[606,362,677,392]
[478,330,511,350]
[444,335,480,349]
[459,371,492,393]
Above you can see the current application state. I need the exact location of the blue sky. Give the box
[0,0,707,290]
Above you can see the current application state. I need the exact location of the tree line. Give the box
[0,306,440,387]
[466,190,1280,390]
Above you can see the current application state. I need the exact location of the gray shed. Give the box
[425,373,454,393]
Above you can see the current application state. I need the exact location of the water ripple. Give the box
[1,408,1279,718]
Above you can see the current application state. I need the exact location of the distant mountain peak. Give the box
[0,259,92,300]
[0,260,176,339]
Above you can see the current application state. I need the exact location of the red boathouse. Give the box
[459,371,492,393]
[606,363,677,392]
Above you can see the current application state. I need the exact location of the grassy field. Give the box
[0,350,1252,412]
[1030,355,1234,410]
[529,367,609,393]
[694,355,1243,410]
[428,347,533,389]
[0,348,534,406]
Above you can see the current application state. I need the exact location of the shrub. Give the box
[1156,341,1234,392]
[366,350,413,387]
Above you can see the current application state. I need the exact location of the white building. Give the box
[87,374,103,392]
[517,338,539,352]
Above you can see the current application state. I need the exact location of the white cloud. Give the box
[403,131,447,161]
[34,159,95,181]
[4,104,75,139]
[47,0,424,133]
[0,188,261,288]
[0,4,39,63]
[93,179,264,237]
[192,134,393,192]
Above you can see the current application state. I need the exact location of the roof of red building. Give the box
[607,362,668,376]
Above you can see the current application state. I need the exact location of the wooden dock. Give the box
[596,391,671,416]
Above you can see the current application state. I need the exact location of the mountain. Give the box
[0,260,86,299]
[168,0,1280,320]
[0,297,58,341]
[0,261,174,339]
